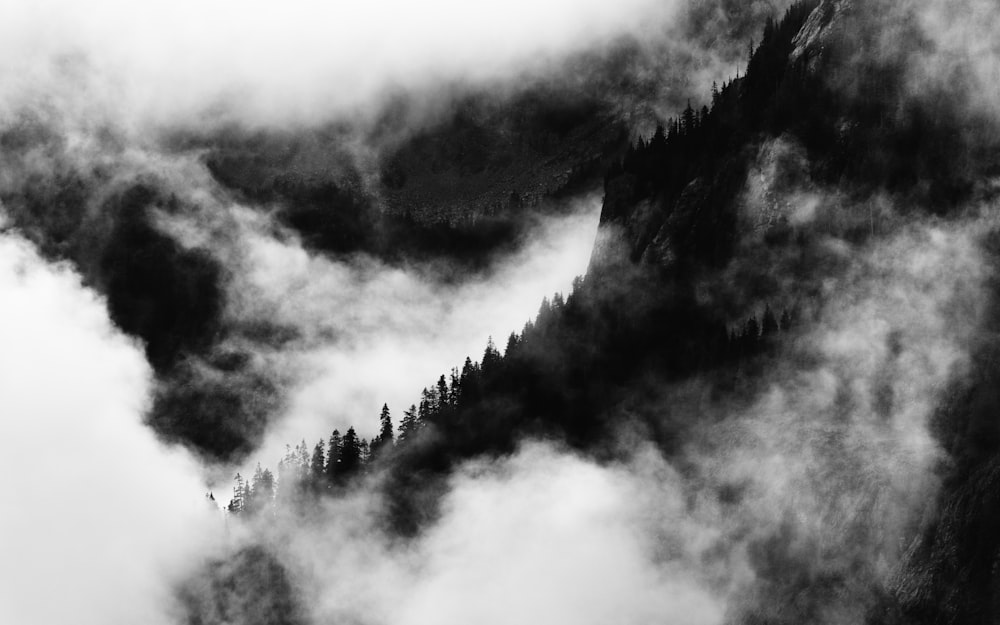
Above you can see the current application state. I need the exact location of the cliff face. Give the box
[588,1,1000,622]
[789,0,852,69]
[591,1,825,274]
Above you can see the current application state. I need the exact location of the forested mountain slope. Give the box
[209,1,1000,623]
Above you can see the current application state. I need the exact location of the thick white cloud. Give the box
[0,235,222,625]
[220,197,601,470]
[0,0,675,126]
[260,444,726,625]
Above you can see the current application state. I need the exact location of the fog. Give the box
[6,0,998,623]
[0,234,223,625]
[236,200,602,469]
[0,0,674,127]
[212,202,990,625]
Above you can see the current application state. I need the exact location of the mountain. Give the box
[204,1,1000,623]
[6,0,1000,623]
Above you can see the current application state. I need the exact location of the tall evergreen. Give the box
[310,439,326,484]
[228,472,246,514]
[340,427,361,476]
[378,404,394,446]
[326,429,342,485]
[398,404,419,444]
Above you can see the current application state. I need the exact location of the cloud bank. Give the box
[0,0,676,127]
[0,234,223,624]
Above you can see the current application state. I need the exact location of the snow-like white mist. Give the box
[218,210,988,625]
[0,234,223,625]
[0,0,675,127]
[230,199,601,471]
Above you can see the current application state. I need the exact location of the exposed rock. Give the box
[790,0,853,71]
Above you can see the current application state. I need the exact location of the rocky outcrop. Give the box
[790,0,853,70]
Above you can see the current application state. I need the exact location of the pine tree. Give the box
[340,427,361,476]
[505,332,519,357]
[435,376,450,412]
[682,100,696,136]
[482,337,501,373]
[326,429,342,484]
[371,404,394,460]
[449,368,461,405]
[379,403,393,445]
[310,439,326,484]
[297,440,309,474]
[229,472,246,514]
[418,387,435,422]
[398,404,419,444]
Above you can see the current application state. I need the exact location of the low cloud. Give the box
[0,234,223,624]
[229,443,727,625]
[0,0,676,128]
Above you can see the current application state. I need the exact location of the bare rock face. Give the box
[790,0,853,70]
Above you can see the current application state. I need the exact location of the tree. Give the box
[247,463,274,514]
[340,427,361,476]
[310,439,326,485]
[435,376,450,412]
[449,368,461,405]
[682,100,696,136]
[359,438,370,465]
[398,404,419,444]
[228,472,246,514]
[418,387,435,422]
[371,404,394,460]
[505,332,520,357]
[326,429,342,484]
[482,337,501,374]
[761,305,779,338]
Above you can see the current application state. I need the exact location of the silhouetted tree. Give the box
[326,429,342,484]
[398,404,419,444]
[371,404,394,460]
[340,427,361,477]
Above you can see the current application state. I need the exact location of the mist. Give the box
[206,206,988,625]
[0,234,222,625]
[0,0,674,127]
[7,0,998,623]
[247,202,599,455]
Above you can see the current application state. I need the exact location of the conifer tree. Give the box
[435,376,450,412]
[340,427,361,476]
[482,337,501,373]
[398,404,419,444]
[505,332,519,357]
[229,472,246,514]
[379,404,394,445]
[326,429,342,484]
[310,439,326,484]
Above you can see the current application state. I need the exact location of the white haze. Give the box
[227,209,989,625]
[0,0,676,127]
[0,234,223,625]
[4,1,998,623]
[247,444,728,625]
[228,199,601,473]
